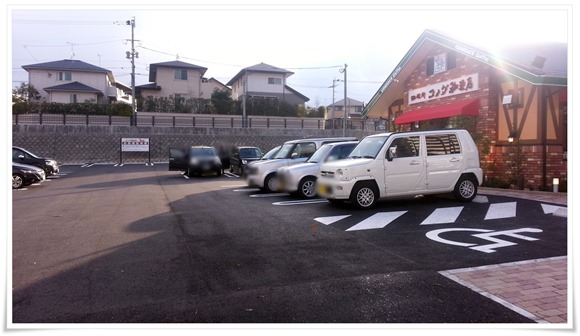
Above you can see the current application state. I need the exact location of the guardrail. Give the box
[12,113,385,130]
[12,113,327,129]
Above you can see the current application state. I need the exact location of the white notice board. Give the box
[121,138,150,152]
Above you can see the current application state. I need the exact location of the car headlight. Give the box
[336,168,348,180]
[45,159,55,165]
[242,159,248,165]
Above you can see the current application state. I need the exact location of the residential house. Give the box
[226,62,309,106]
[363,29,567,190]
[136,60,229,101]
[326,97,365,122]
[22,59,132,105]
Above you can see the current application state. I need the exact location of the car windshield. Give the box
[262,146,280,160]
[239,148,262,158]
[307,144,332,163]
[273,143,295,159]
[348,136,390,159]
[190,148,216,157]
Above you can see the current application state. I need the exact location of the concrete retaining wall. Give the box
[13,124,379,164]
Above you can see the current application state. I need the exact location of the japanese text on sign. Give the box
[121,138,150,152]
[408,73,479,105]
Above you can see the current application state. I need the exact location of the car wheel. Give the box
[453,176,477,202]
[298,177,317,199]
[263,173,279,193]
[350,182,378,209]
[186,167,194,178]
[12,174,24,189]
[216,169,222,177]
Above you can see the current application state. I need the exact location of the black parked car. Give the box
[169,146,223,177]
[12,146,59,176]
[229,146,263,176]
[12,162,46,189]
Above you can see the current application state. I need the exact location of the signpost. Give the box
[120,138,151,165]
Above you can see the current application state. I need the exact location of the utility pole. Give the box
[339,64,348,137]
[329,78,341,130]
[242,75,247,128]
[126,17,137,126]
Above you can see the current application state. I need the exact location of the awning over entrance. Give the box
[395,99,480,125]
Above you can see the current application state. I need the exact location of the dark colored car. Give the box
[12,162,46,189]
[229,146,263,176]
[12,146,59,176]
[169,146,223,177]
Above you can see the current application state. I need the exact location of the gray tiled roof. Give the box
[226,62,294,86]
[498,42,567,78]
[43,81,102,94]
[22,59,110,74]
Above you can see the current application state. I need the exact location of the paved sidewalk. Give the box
[442,188,569,325]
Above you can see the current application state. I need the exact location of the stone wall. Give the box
[12,124,379,164]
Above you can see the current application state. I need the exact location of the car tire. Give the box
[186,167,194,178]
[350,182,378,209]
[298,177,317,199]
[12,174,24,189]
[263,173,279,193]
[453,175,477,202]
[216,169,222,177]
[327,199,344,206]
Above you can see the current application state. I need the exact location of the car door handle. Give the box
[410,160,421,165]
[450,158,460,162]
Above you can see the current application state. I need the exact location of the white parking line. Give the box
[272,199,329,206]
[346,211,408,231]
[233,188,260,192]
[250,193,289,198]
[314,215,351,225]
[484,202,517,220]
[421,206,464,225]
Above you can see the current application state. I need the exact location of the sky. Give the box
[6,2,572,109]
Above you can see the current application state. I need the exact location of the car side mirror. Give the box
[387,147,396,161]
[291,152,299,159]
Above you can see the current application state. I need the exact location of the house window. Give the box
[507,88,525,108]
[334,106,343,111]
[174,69,188,80]
[426,51,456,76]
[354,106,363,112]
[268,77,282,85]
[58,72,72,81]
[70,94,78,103]
[201,78,209,83]
[175,94,187,105]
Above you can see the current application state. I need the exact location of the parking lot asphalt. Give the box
[445,187,568,324]
[10,164,572,328]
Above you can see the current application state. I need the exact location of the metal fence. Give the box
[12,113,386,131]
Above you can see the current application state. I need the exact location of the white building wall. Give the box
[247,72,285,93]
[200,79,229,99]
[49,91,97,104]
[155,67,202,98]
[28,69,111,102]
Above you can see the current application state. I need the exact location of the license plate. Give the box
[317,184,329,196]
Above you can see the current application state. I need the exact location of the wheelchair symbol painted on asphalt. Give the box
[426,228,543,253]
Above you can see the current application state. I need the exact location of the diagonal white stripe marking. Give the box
[421,206,464,225]
[314,215,351,225]
[484,202,517,220]
[346,211,407,231]
[541,204,560,214]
